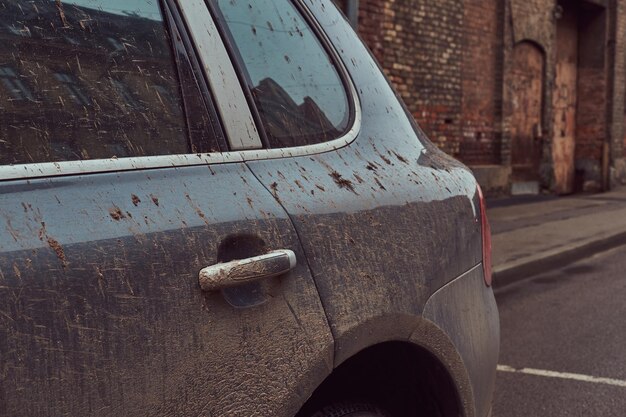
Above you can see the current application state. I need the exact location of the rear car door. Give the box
[0,1,332,416]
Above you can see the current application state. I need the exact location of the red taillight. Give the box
[477,185,492,286]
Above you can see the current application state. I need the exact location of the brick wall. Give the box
[460,0,502,165]
[606,0,626,161]
[574,4,607,190]
[607,0,626,185]
[353,0,626,193]
[358,0,465,158]
[357,0,386,65]
[357,0,502,165]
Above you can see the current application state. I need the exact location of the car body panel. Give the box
[423,265,500,417]
[0,164,333,416]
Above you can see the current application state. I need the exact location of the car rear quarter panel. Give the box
[247,0,484,362]
[422,265,500,417]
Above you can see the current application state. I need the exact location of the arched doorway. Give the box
[509,41,545,186]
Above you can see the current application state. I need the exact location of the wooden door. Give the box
[510,42,544,182]
[553,6,578,194]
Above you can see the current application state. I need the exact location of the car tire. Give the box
[308,401,390,417]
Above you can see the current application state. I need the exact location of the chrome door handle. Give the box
[199,249,297,291]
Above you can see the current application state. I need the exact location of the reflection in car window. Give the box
[54,72,91,107]
[0,0,192,165]
[0,67,34,101]
[110,78,141,110]
[215,0,350,148]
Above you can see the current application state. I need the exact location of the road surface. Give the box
[492,245,626,416]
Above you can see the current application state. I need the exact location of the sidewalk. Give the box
[488,187,626,288]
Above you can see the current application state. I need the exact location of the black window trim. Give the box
[163,0,229,153]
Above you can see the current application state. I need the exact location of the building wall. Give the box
[357,0,386,65]
[576,3,609,190]
[358,0,465,158]
[608,0,626,186]
[461,0,502,166]
[341,0,626,195]
[503,0,555,189]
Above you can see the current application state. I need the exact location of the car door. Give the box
[0,1,332,416]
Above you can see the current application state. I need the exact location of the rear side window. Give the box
[213,0,351,149]
[0,0,200,165]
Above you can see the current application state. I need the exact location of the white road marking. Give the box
[497,365,626,388]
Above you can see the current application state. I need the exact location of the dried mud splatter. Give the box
[47,237,68,268]
[366,162,378,171]
[375,178,387,191]
[109,206,126,221]
[55,0,70,28]
[330,171,357,194]
[393,152,408,163]
[270,182,282,204]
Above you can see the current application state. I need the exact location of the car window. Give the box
[0,0,214,165]
[213,0,351,149]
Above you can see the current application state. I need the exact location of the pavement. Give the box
[487,186,626,288]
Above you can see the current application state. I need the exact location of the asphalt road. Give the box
[492,245,626,417]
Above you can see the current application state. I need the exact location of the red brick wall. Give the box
[608,0,626,161]
[354,0,626,189]
[574,4,608,190]
[358,0,465,158]
[357,0,502,164]
[461,0,501,165]
[357,0,386,65]
[577,68,606,162]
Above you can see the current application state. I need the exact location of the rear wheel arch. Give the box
[296,339,470,417]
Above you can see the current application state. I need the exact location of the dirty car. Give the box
[0,0,499,416]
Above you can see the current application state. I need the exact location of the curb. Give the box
[492,230,626,289]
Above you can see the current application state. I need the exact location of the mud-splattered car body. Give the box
[0,1,498,416]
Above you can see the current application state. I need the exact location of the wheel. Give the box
[309,401,390,417]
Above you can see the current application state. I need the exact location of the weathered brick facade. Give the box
[339,0,626,195]
[358,0,464,157]
[461,0,502,166]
